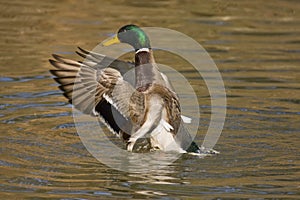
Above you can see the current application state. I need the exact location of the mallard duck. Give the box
[50,24,202,154]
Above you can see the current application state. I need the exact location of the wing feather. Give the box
[49,48,135,140]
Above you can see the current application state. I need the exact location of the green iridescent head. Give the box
[103,24,151,51]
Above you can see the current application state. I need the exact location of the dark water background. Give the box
[0,0,299,199]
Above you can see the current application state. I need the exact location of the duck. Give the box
[49,24,203,154]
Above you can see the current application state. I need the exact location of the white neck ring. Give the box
[136,48,150,54]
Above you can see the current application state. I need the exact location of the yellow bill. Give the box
[102,35,120,46]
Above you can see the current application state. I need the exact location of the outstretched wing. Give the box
[49,47,135,140]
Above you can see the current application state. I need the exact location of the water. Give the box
[1,0,299,199]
